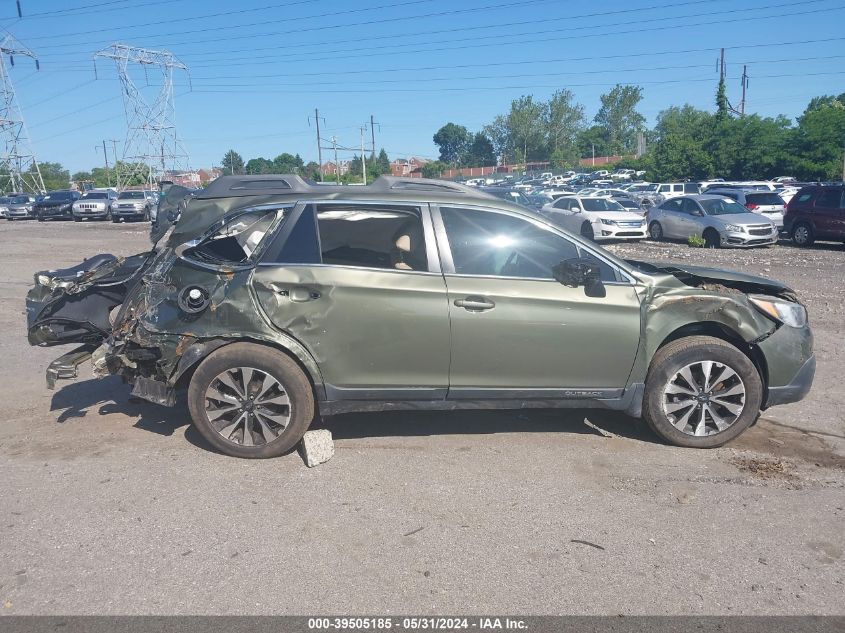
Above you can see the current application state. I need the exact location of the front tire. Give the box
[703,228,720,248]
[642,336,763,448]
[649,221,663,241]
[580,222,595,241]
[187,343,315,458]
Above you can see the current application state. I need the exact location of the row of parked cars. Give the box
[0,188,158,222]
[480,179,845,248]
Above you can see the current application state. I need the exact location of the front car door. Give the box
[252,202,451,400]
[431,205,642,397]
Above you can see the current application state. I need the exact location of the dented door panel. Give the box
[251,265,451,394]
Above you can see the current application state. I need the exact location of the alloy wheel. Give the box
[204,366,291,446]
[661,361,746,437]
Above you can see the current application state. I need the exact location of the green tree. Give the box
[576,125,611,160]
[545,89,585,164]
[304,161,321,180]
[506,95,546,165]
[272,152,304,174]
[421,161,447,178]
[464,132,496,167]
[245,157,273,174]
[375,148,391,175]
[433,123,470,165]
[222,149,244,175]
[650,105,715,181]
[716,77,729,120]
[594,84,645,155]
[786,101,845,180]
[37,162,71,190]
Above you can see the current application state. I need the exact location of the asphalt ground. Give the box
[0,219,842,615]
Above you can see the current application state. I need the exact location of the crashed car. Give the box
[26,175,815,458]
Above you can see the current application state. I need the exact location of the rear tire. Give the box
[188,343,315,459]
[642,336,762,448]
[791,222,814,246]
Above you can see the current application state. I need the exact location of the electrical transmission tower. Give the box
[0,33,45,194]
[94,44,190,188]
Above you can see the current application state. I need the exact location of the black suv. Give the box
[35,190,82,221]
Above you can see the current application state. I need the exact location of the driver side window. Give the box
[440,206,603,280]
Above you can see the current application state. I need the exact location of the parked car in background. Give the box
[72,191,117,222]
[615,198,645,215]
[111,190,154,222]
[707,188,786,229]
[648,195,778,248]
[784,185,845,246]
[34,190,82,221]
[541,195,647,241]
[478,187,533,209]
[5,194,37,220]
[0,196,10,218]
[524,192,554,210]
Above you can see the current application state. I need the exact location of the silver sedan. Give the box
[647,195,778,248]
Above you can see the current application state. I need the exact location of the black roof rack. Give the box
[195,174,497,199]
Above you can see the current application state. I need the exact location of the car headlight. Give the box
[600,218,616,225]
[724,223,743,232]
[749,295,807,328]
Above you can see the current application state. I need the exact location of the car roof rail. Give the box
[195,174,498,199]
[368,175,495,197]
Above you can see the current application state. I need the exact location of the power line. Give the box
[172,0,823,65]
[20,0,193,19]
[180,2,844,69]
[31,0,565,51]
[185,70,845,95]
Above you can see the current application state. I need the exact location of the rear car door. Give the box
[432,205,642,395]
[252,202,451,399]
[813,188,845,238]
[658,199,685,237]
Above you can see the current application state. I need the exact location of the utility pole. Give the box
[97,140,111,186]
[719,48,725,82]
[331,136,339,183]
[313,108,324,181]
[360,125,367,184]
[369,114,379,157]
[739,65,748,116]
[109,139,120,191]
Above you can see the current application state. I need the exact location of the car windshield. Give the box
[118,191,146,200]
[700,199,752,215]
[10,196,31,204]
[618,200,639,208]
[644,183,658,192]
[42,192,73,201]
[582,198,626,212]
[82,192,109,200]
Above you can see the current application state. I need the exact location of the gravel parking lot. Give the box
[0,220,843,615]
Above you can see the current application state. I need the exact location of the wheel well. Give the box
[172,337,323,404]
[657,322,768,388]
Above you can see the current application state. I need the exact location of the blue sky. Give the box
[3,0,844,173]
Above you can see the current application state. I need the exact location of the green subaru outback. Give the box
[26,176,815,458]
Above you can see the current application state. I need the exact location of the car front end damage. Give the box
[626,260,814,413]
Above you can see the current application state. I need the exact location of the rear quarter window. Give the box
[746,193,784,205]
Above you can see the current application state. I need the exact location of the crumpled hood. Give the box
[629,260,794,296]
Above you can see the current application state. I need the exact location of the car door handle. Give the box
[454,296,495,311]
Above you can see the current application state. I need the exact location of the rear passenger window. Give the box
[815,190,841,208]
[795,193,813,204]
[187,208,282,265]
[316,205,428,271]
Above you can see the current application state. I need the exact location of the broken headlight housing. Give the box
[749,295,807,328]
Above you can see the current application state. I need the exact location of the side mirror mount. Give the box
[552,257,606,297]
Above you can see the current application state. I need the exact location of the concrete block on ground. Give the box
[299,429,334,467]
